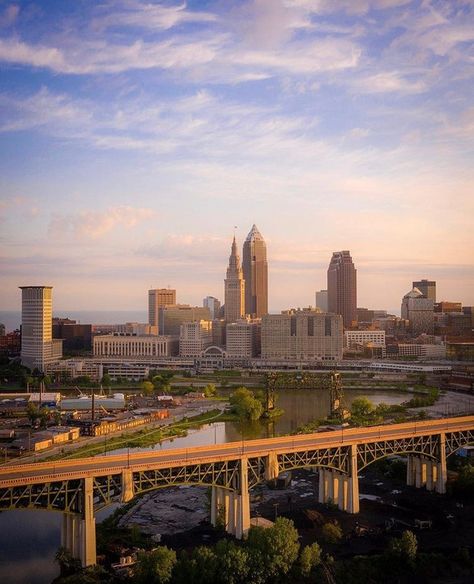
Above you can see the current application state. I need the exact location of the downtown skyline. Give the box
[0,1,473,311]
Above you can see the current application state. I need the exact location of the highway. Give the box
[0,416,473,487]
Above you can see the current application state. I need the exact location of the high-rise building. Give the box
[179,321,213,357]
[20,285,62,371]
[203,296,221,320]
[224,236,245,323]
[148,288,176,331]
[401,287,434,335]
[315,290,328,312]
[226,319,260,358]
[242,224,268,318]
[159,305,211,336]
[413,279,436,302]
[327,251,357,329]
[261,308,343,362]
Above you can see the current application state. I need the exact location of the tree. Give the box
[351,397,374,418]
[246,517,300,582]
[298,543,322,578]
[215,540,249,584]
[321,522,343,544]
[101,374,112,388]
[38,406,50,428]
[174,547,218,584]
[26,401,39,426]
[134,546,177,584]
[54,546,81,577]
[141,380,155,395]
[389,530,418,562]
[204,383,217,398]
[229,387,263,421]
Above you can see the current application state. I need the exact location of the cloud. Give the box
[93,0,217,32]
[351,70,427,94]
[0,4,20,27]
[48,206,157,240]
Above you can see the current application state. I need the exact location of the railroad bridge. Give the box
[0,416,473,567]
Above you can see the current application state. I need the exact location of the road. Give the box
[1,416,472,487]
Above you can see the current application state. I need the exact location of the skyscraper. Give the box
[413,279,436,302]
[148,288,176,332]
[242,224,268,318]
[327,251,357,329]
[203,296,221,320]
[401,287,434,335]
[224,236,245,323]
[315,290,328,312]
[20,285,62,371]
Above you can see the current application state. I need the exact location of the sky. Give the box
[0,0,473,314]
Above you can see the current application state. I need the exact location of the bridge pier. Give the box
[210,458,250,539]
[61,477,96,567]
[317,447,359,513]
[121,469,135,503]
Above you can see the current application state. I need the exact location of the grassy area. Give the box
[44,408,224,461]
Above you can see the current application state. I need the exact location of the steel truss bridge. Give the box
[0,416,473,566]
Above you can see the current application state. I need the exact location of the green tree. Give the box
[54,546,81,577]
[203,383,217,397]
[26,401,39,425]
[101,374,112,388]
[321,522,343,544]
[351,397,374,418]
[141,380,155,395]
[246,517,300,582]
[298,543,322,578]
[215,540,249,584]
[389,530,418,562]
[134,546,177,584]
[229,387,263,421]
[174,546,218,584]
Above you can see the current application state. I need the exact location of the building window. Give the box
[325,317,332,336]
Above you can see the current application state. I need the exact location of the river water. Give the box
[0,388,408,584]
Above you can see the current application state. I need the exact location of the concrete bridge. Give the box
[0,416,473,567]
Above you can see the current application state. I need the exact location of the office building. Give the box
[344,330,386,349]
[179,321,213,357]
[401,287,434,335]
[203,296,221,320]
[242,224,268,318]
[20,285,62,371]
[327,251,357,329]
[148,288,176,331]
[434,301,462,313]
[261,308,343,362]
[93,334,171,358]
[52,318,92,351]
[224,236,245,323]
[226,320,260,358]
[315,290,328,312]
[159,305,211,336]
[413,279,436,302]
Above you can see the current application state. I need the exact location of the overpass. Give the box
[1,416,473,567]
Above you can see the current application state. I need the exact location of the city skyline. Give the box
[0,1,473,311]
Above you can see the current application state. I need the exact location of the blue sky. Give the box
[0,0,473,313]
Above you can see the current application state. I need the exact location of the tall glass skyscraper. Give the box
[242,224,268,318]
[327,251,357,329]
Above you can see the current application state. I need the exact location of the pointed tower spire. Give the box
[224,234,245,323]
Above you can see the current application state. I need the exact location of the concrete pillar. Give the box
[338,475,349,511]
[348,444,359,514]
[265,451,279,482]
[425,460,434,491]
[436,433,447,494]
[327,470,334,502]
[407,456,415,486]
[61,513,81,559]
[332,472,339,503]
[233,457,251,539]
[121,469,134,503]
[211,486,218,526]
[414,457,422,488]
[421,460,428,487]
[80,477,96,567]
[318,469,325,504]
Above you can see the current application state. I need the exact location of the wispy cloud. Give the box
[48,206,157,240]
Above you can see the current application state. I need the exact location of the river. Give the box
[0,388,408,584]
